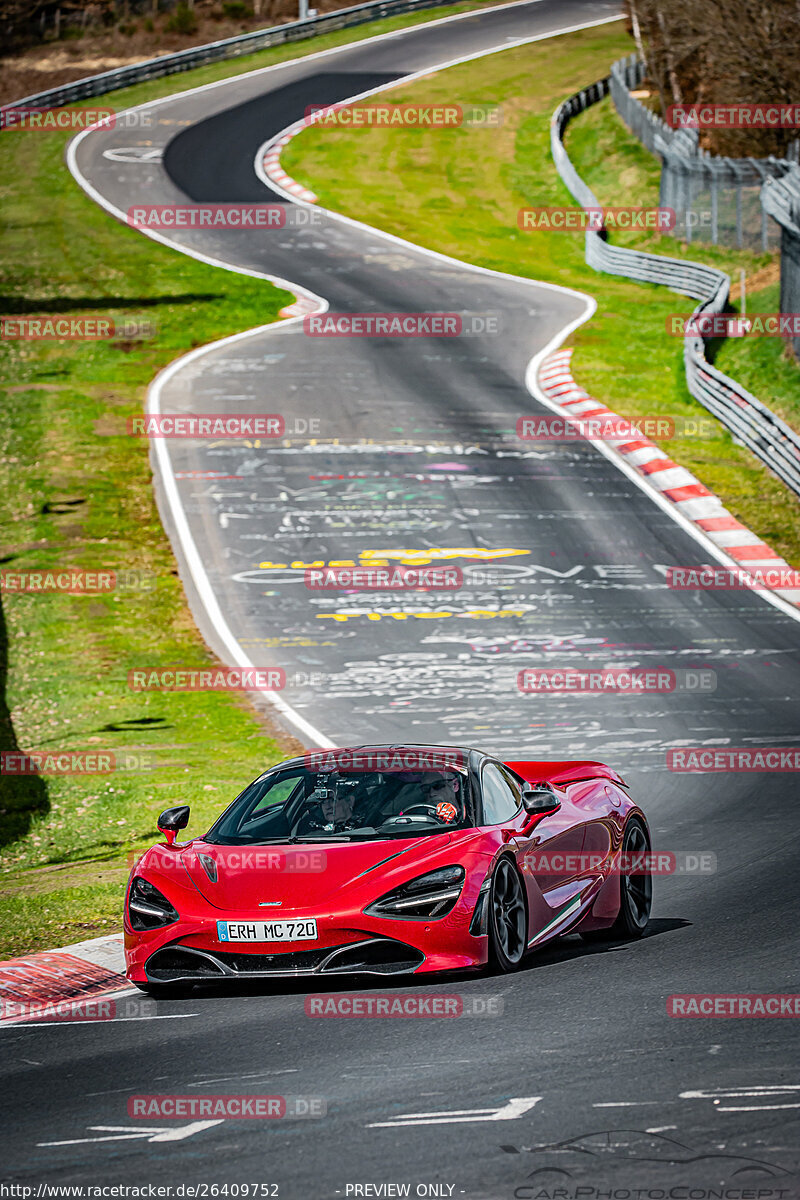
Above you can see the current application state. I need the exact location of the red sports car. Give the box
[125,745,652,995]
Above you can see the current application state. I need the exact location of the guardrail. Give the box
[4,0,459,112]
[551,80,800,498]
[610,53,797,252]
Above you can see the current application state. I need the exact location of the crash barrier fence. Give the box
[5,0,461,112]
[551,78,800,498]
[762,166,800,361]
[610,53,799,253]
[7,11,799,484]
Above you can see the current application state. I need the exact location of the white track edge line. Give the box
[65,11,626,746]
[69,5,800,755]
[526,350,800,624]
[255,15,624,202]
[251,18,800,628]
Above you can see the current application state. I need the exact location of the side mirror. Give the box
[157,805,190,846]
[521,785,561,817]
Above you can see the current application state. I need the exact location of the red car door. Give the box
[482,762,587,944]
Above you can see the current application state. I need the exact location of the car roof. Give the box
[277,743,479,768]
[267,745,620,786]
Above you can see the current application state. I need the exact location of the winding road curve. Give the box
[3,1,799,1191]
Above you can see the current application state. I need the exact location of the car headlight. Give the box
[366,866,465,920]
[128,876,179,931]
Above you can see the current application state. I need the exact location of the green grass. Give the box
[282,20,800,561]
[1,881,125,956]
[0,0,512,959]
[2,4,798,959]
[18,0,510,116]
[0,175,296,950]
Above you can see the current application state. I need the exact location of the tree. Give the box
[624,0,800,158]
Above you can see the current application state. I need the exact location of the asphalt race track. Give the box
[3,0,799,1192]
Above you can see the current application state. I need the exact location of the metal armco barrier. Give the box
[610,53,797,253]
[4,0,459,112]
[550,80,800,499]
[762,167,800,362]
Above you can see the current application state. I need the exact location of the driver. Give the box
[398,773,462,824]
[425,774,462,822]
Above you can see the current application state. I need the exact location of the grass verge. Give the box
[282,20,800,561]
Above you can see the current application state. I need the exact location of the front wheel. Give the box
[488,857,528,972]
[581,816,652,942]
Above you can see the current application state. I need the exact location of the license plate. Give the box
[217,919,318,943]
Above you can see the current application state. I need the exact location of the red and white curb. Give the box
[278,292,321,321]
[260,120,324,321]
[0,933,128,1024]
[538,348,800,605]
[261,119,319,205]
[278,292,324,320]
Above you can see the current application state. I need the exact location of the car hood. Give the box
[176,834,459,911]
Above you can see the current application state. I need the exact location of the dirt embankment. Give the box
[1,0,354,105]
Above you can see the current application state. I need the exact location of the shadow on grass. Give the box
[0,294,222,314]
[0,596,48,848]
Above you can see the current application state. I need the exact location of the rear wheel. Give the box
[488,857,528,972]
[580,816,652,941]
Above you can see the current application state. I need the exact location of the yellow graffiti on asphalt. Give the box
[316,607,537,623]
[258,547,530,570]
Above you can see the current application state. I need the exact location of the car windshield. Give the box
[205,766,471,845]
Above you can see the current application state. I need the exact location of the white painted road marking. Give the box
[718,1103,800,1111]
[2,1014,197,1028]
[593,1101,661,1107]
[39,1121,223,1146]
[680,1085,800,1112]
[102,147,163,162]
[367,1097,541,1127]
